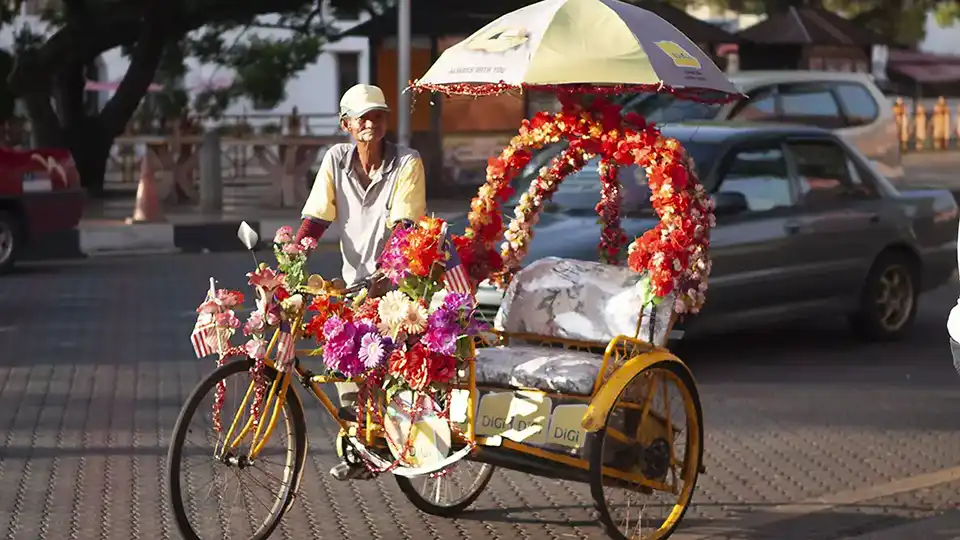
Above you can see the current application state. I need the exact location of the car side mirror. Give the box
[237,221,260,250]
[712,191,749,216]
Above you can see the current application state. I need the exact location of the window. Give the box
[334,52,361,107]
[730,87,777,121]
[787,140,870,205]
[778,83,844,129]
[717,146,793,212]
[833,83,879,126]
[730,86,777,121]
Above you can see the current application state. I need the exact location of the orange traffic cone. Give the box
[126,153,166,224]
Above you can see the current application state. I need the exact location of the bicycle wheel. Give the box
[167,359,308,540]
[395,460,495,517]
[588,360,703,540]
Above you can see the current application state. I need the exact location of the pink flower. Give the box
[265,304,282,326]
[243,311,265,336]
[245,338,267,359]
[274,226,294,244]
[248,267,285,292]
[282,243,304,255]
[216,311,241,329]
[300,236,318,250]
[196,299,220,314]
[216,289,243,308]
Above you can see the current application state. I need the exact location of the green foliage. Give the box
[662,0,960,46]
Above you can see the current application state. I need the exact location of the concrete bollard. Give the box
[199,130,222,213]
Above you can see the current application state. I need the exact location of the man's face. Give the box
[342,109,388,143]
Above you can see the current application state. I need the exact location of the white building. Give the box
[2,0,374,135]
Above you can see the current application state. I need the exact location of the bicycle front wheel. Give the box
[167,358,307,540]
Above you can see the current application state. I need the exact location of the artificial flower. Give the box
[248,267,285,292]
[216,311,241,329]
[216,289,244,308]
[245,338,267,359]
[274,226,293,244]
[243,311,265,336]
[300,236,318,250]
[399,301,428,335]
[358,331,387,369]
[282,242,304,255]
[378,290,410,331]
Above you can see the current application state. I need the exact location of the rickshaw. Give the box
[166,1,741,538]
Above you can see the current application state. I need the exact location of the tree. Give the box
[4,0,380,196]
[661,0,960,47]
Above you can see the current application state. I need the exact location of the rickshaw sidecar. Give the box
[450,256,704,539]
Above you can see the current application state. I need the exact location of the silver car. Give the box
[618,70,902,178]
[473,122,957,341]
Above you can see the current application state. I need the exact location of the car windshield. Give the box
[506,139,719,214]
[620,92,724,124]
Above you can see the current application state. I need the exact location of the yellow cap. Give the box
[339,84,389,118]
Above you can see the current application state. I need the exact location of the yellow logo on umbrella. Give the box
[654,41,701,69]
[465,27,530,53]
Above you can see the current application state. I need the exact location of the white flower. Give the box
[378,290,411,333]
[401,302,429,334]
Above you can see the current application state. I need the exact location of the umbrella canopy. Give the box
[412,0,740,100]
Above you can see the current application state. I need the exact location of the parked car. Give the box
[0,147,84,273]
[471,122,958,342]
[615,70,902,178]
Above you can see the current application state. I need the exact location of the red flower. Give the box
[428,352,456,384]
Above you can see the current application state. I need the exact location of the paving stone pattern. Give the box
[1,253,959,539]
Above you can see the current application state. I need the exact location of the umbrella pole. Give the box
[397,0,412,148]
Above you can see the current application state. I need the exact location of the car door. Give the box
[780,136,891,303]
[702,139,809,320]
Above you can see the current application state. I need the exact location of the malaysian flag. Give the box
[191,278,219,359]
[439,226,473,295]
[274,321,297,371]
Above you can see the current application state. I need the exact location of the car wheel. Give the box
[848,252,919,342]
[0,210,20,275]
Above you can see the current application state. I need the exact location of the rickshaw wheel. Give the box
[395,461,496,517]
[588,360,703,540]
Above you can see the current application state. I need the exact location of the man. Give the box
[294,83,426,480]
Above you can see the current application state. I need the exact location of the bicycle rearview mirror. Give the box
[237,221,259,251]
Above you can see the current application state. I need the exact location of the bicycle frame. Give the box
[217,300,479,463]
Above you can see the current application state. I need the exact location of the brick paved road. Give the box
[1,252,959,540]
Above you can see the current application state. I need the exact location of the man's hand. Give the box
[368,272,392,298]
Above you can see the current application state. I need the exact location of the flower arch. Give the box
[451,96,715,314]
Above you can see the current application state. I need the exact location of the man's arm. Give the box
[295,150,338,244]
[388,155,427,225]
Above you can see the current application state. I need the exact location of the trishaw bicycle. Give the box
[167,236,704,540]
[166,0,740,536]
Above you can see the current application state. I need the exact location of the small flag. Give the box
[275,321,297,370]
[441,230,473,295]
[191,278,219,359]
[191,319,216,359]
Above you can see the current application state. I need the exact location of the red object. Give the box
[0,146,84,237]
[295,218,329,244]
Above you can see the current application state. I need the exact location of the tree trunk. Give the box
[64,116,111,197]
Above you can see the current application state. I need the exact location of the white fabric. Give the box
[475,257,676,393]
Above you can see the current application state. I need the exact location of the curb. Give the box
[22,219,339,261]
[22,212,464,261]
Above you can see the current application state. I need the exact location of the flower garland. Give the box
[454,96,714,314]
[410,81,739,105]
[191,227,319,432]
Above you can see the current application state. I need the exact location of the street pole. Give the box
[397,0,411,147]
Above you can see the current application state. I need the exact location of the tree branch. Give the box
[98,0,174,138]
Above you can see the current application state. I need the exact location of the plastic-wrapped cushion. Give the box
[475,257,675,394]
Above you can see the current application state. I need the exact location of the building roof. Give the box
[341,0,738,44]
[737,6,891,47]
[887,49,960,84]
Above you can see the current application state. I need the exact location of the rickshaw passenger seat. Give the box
[474,257,676,395]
